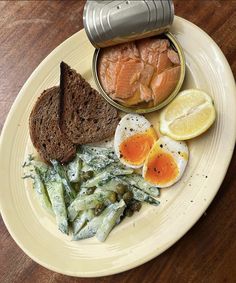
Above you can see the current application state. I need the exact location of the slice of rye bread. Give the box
[59,61,120,144]
[29,86,76,163]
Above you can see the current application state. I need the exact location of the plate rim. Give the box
[0,16,236,277]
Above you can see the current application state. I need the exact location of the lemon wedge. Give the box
[160,89,216,140]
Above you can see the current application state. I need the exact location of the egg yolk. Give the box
[119,128,157,166]
[144,149,179,185]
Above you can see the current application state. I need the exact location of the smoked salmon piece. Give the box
[103,62,118,93]
[137,38,170,66]
[100,42,140,63]
[140,84,153,102]
[167,48,180,65]
[115,63,154,104]
[115,60,143,99]
[156,51,173,74]
[151,66,181,105]
[139,63,155,86]
[115,62,154,101]
[98,42,140,94]
[138,64,155,102]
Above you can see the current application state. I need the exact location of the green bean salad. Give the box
[23,145,160,242]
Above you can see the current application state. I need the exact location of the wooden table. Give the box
[0,1,235,282]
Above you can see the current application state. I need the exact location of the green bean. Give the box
[96,179,121,192]
[73,205,114,240]
[73,209,95,235]
[83,166,133,188]
[129,185,160,206]
[72,211,86,235]
[96,200,126,242]
[33,167,51,211]
[83,171,111,188]
[46,181,68,234]
[51,159,76,203]
[122,174,160,197]
[116,177,160,206]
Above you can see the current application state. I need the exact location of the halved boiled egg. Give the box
[114,114,157,168]
[143,136,188,188]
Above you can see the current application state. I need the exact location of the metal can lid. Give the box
[83,0,174,48]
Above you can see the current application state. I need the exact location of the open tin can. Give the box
[83,0,185,114]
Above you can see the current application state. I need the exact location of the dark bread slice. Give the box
[29,86,76,163]
[59,62,120,144]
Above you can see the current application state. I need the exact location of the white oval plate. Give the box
[0,17,235,277]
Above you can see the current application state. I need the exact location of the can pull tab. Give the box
[83,0,174,48]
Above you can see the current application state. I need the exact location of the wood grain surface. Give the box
[0,1,235,282]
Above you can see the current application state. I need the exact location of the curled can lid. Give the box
[83,0,174,48]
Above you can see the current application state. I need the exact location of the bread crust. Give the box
[29,86,76,163]
[59,62,120,144]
